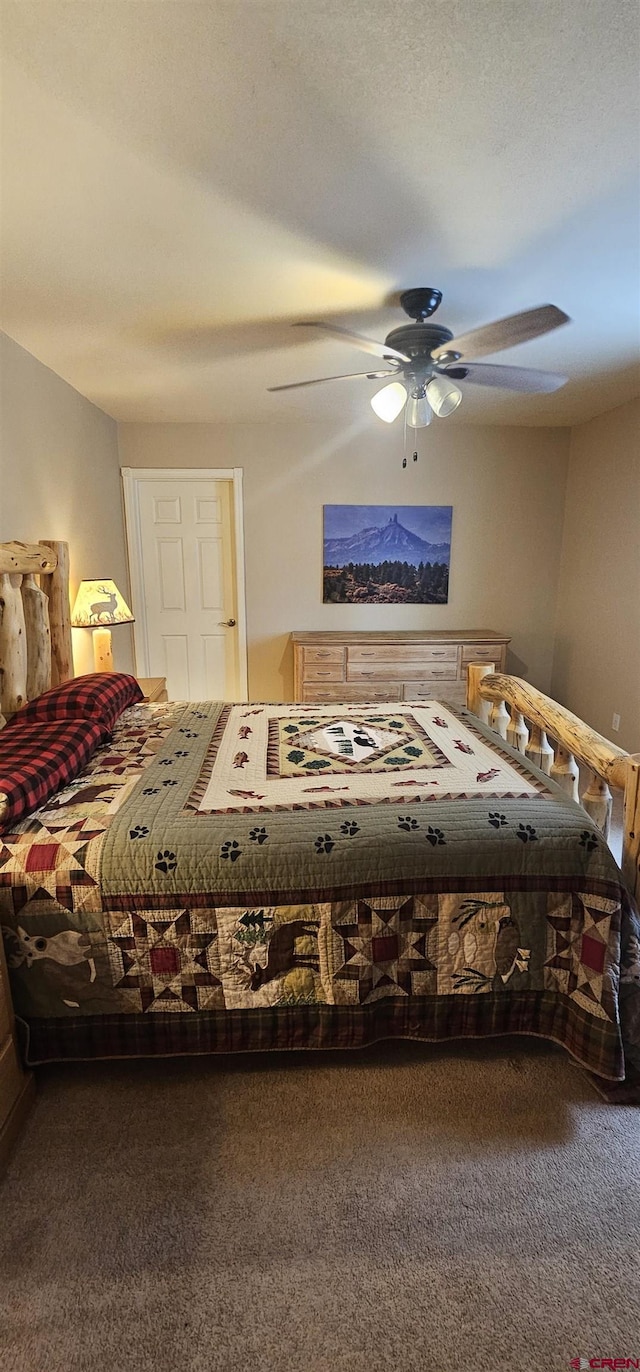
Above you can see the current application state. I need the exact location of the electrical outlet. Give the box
[612,712,621,732]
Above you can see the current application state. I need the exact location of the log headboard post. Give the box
[0,540,71,716]
[39,541,73,688]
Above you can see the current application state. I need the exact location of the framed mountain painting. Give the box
[323,504,452,604]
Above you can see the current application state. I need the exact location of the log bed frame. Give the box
[466,662,640,906]
[0,539,639,905]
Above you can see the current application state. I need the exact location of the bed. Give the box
[1,540,639,1100]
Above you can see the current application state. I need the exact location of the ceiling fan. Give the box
[268,288,570,426]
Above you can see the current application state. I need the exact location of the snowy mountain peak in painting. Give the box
[324,514,450,567]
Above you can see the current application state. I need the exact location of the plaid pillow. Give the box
[10,672,144,733]
[0,718,108,830]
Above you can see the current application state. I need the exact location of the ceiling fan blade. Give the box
[431,304,570,362]
[442,362,568,393]
[293,321,411,363]
[268,370,396,393]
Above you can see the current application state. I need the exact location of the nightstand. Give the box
[0,935,35,1173]
[137,676,168,703]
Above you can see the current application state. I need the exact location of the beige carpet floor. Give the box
[1,1041,639,1372]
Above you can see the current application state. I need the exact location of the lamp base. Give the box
[93,628,113,672]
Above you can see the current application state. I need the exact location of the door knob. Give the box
[219,618,236,627]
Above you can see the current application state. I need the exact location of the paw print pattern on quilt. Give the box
[579,830,598,852]
[516,824,537,843]
[155,850,177,874]
[488,813,508,829]
[221,840,242,862]
[315,834,335,855]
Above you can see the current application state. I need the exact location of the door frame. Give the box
[121,467,248,700]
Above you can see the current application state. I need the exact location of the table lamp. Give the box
[71,579,135,672]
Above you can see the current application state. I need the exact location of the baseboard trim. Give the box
[0,1072,36,1175]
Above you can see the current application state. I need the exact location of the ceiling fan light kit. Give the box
[270,289,570,438]
[370,381,407,423]
[425,373,463,418]
[405,391,433,428]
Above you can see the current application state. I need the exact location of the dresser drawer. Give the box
[0,1036,24,1133]
[302,647,346,666]
[349,661,457,682]
[460,644,503,666]
[348,644,458,664]
[404,683,467,704]
[302,684,402,703]
[302,663,345,683]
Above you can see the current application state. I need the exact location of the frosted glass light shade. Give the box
[406,394,433,428]
[426,374,463,417]
[71,579,135,627]
[370,381,407,423]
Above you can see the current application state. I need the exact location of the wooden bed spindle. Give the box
[21,573,52,700]
[550,745,580,802]
[507,709,529,754]
[0,572,28,714]
[39,540,72,687]
[489,698,510,740]
[582,772,613,839]
[526,723,554,776]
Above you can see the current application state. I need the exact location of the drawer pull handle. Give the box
[316,671,332,677]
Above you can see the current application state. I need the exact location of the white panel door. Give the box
[124,472,245,702]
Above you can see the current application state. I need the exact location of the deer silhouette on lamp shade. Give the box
[70,579,135,672]
[89,584,119,622]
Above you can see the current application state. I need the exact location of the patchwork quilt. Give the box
[1,699,639,1095]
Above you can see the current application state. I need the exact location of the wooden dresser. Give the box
[0,936,34,1173]
[292,630,510,707]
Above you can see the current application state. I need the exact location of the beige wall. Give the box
[552,397,640,752]
[4,330,636,738]
[0,332,134,675]
[118,419,570,700]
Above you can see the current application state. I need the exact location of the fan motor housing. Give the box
[384,323,454,363]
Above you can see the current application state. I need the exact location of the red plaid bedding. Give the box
[0,718,108,828]
[7,673,143,733]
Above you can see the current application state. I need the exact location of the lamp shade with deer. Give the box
[70,579,135,672]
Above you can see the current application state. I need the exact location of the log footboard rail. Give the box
[466,664,640,906]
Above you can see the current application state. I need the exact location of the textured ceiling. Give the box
[1,0,639,425]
